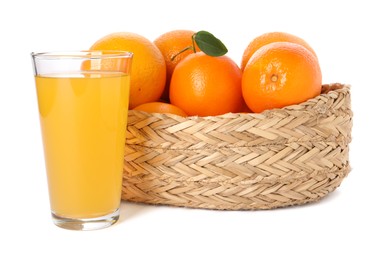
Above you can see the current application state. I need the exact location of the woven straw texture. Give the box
[122,83,352,210]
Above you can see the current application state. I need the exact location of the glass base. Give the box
[51,209,119,231]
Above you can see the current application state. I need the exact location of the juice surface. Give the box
[35,72,130,218]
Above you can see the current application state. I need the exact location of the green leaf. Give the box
[194,31,228,57]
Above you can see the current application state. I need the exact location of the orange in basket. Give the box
[240,31,318,71]
[133,102,187,117]
[154,30,200,101]
[90,32,166,109]
[242,42,322,113]
[170,52,244,116]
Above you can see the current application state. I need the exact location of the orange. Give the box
[90,32,166,108]
[242,42,322,113]
[154,30,200,101]
[170,52,244,117]
[241,32,317,71]
[132,102,187,117]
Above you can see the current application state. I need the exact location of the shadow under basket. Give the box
[122,83,352,210]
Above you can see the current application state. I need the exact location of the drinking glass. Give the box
[31,51,133,230]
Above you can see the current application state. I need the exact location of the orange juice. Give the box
[35,72,129,219]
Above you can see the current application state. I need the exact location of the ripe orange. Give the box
[132,102,188,117]
[242,42,322,113]
[170,52,244,117]
[154,30,200,101]
[240,32,317,71]
[90,32,166,108]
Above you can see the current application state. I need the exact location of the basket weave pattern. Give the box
[122,84,352,210]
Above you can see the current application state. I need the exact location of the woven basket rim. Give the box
[129,83,350,120]
[126,83,351,151]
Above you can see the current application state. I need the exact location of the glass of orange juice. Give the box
[31,51,133,230]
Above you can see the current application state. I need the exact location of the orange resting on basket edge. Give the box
[87,30,322,116]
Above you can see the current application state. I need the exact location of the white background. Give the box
[1,0,383,259]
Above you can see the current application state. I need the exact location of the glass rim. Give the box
[31,50,133,59]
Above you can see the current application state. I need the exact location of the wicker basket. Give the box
[122,83,352,210]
